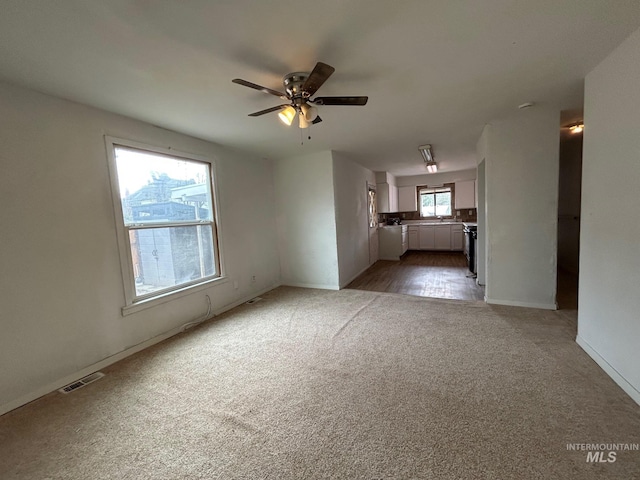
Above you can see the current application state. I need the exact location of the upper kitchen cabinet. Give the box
[398,186,417,212]
[455,180,476,209]
[376,172,398,213]
[376,182,398,213]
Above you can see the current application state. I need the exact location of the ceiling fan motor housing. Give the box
[283,72,310,100]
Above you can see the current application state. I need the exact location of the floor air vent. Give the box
[58,372,105,394]
[246,297,263,304]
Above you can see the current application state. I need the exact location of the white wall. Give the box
[476,129,489,286]
[332,152,376,287]
[395,168,477,188]
[274,151,340,289]
[483,106,560,309]
[0,81,281,414]
[577,27,640,405]
[476,161,487,286]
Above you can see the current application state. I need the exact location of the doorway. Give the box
[556,121,583,310]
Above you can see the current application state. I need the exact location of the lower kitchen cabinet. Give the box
[410,223,465,252]
[408,227,419,249]
[418,225,435,249]
[451,225,464,251]
[378,225,408,260]
[434,225,451,250]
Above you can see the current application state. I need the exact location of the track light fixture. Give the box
[419,144,438,173]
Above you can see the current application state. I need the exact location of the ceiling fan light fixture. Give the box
[299,113,310,129]
[300,104,318,122]
[278,106,297,126]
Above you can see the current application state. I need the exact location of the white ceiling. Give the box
[1,1,639,177]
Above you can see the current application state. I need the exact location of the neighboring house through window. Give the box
[106,137,222,312]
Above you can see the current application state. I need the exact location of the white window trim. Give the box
[104,136,226,315]
[418,185,454,218]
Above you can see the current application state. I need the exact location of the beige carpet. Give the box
[0,287,638,479]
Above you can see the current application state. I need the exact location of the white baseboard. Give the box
[339,264,373,289]
[576,335,640,406]
[485,297,558,310]
[282,281,340,290]
[0,283,281,417]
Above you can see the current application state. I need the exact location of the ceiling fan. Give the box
[232,62,368,128]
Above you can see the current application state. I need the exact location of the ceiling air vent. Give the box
[58,372,105,394]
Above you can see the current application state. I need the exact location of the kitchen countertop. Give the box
[402,221,464,226]
[379,221,472,228]
[379,224,408,229]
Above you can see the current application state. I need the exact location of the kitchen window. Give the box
[419,185,453,218]
[106,137,222,312]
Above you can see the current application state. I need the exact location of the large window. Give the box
[107,139,221,308]
[419,186,453,218]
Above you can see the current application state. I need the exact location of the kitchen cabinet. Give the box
[376,182,398,213]
[419,225,435,249]
[398,186,417,212]
[401,226,408,253]
[455,180,476,209]
[451,224,464,251]
[390,185,398,212]
[409,223,464,251]
[408,226,419,249]
[434,225,451,250]
[378,225,408,260]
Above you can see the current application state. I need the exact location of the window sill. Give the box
[121,276,228,317]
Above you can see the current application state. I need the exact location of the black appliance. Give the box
[463,224,478,275]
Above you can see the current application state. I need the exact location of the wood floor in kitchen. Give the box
[346,251,485,301]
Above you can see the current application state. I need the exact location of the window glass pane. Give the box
[368,188,377,227]
[115,147,212,225]
[130,225,216,297]
[435,192,451,216]
[421,193,435,216]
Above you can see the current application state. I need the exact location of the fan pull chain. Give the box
[299,125,312,145]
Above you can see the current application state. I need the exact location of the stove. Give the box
[463,223,478,275]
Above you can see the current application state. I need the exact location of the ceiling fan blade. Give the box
[248,104,290,117]
[302,62,335,97]
[313,96,368,106]
[232,78,288,99]
[312,115,323,125]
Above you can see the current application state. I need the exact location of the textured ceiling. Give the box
[1,0,639,176]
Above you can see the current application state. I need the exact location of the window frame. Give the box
[417,183,456,219]
[105,136,225,315]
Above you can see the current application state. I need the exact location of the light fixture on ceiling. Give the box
[278,106,297,126]
[569,122,584,134]
[298,104,319,129]
[419,144,438,173]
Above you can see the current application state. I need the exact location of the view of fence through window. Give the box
[114,147,218,298]
[420,187,452,217]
